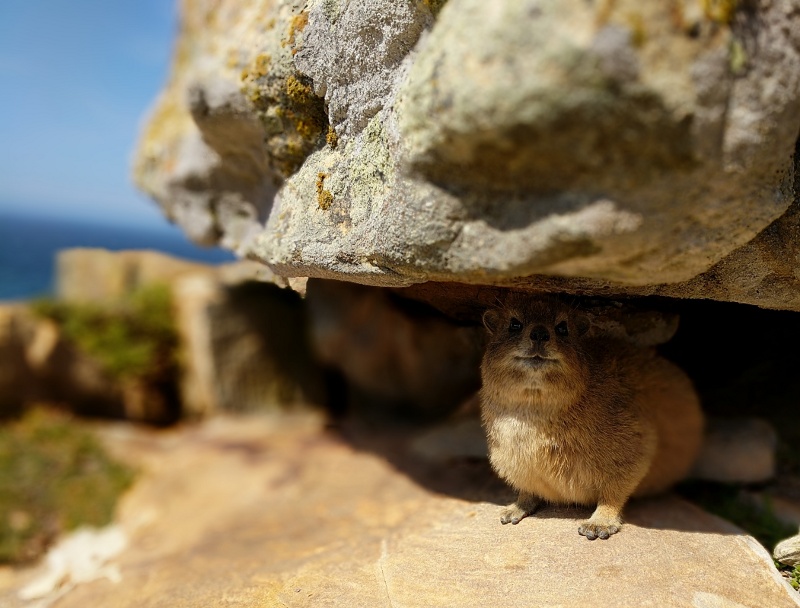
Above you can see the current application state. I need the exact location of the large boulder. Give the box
[134,0,800,311]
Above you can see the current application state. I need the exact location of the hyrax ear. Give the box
[575,313,590,336]
[482,309,502,335]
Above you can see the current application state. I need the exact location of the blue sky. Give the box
[0,1,179,229]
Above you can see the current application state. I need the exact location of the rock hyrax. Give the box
[480,296,703,540]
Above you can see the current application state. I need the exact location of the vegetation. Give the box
[32,285,178,381]
[781,564,800,591]
[0,408,135,563]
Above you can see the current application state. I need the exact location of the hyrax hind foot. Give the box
[578,515,622,540]
[500,492,541,525]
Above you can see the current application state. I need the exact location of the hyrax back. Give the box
[479,296,703,540]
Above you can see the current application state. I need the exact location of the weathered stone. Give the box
[2,415,797,607]
[173,273,325,417]
[56,248,212,304]
[293,0,436,139]
[776,533,800,567]
[306,279,484,419]
[133,0,326,253]
[0,307,141,420]
[0,305,35,415]
[48,249,316,421]
[264,5,795,290]
[690,418,778,484]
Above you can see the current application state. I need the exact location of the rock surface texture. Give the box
[1,415,797,608]
[134,0,800,310]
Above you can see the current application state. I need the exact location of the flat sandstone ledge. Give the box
[1,415,797,608]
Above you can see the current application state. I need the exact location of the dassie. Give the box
[480,296,703,540]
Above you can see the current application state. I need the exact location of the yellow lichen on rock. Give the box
[326,125,339,149]
[316,172,334,210]
[701,0,738,24]
[134,0,330,220]
[252,53,272,78]
[285,75,313,104]
[285,11,309,50]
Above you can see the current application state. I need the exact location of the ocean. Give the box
[0,211,236,301]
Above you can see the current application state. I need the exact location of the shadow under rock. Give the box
[334,417,512,506]
[332,417,745,537]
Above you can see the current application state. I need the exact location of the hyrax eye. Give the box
[555,321,569,337]
[508,318,523,333]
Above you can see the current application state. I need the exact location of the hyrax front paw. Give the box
[500,504,531,525]
[578,517,621,540]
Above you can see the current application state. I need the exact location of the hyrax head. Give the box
[482,295,590,388]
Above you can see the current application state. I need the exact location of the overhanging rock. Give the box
[134,0,800,310]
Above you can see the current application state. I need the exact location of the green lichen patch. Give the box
[32,285,178,382]
[346,114,394,202]
[729,38,747,74]
[0,408,135,563]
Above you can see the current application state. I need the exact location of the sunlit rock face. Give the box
[134,0,800,310]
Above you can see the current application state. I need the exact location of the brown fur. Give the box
[479,296,703,540]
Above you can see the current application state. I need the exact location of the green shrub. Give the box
[784,565,800,590]
[32,284,178,381]
[0,408,135,563]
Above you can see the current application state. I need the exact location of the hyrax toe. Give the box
[500,504,530,525]
[578,519,621,540]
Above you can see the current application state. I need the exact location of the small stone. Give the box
[690,418,777,484]
[775,533,800,567]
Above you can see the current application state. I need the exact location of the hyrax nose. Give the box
[530,325,550,343]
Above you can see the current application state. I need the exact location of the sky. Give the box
[0,1,180,229]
